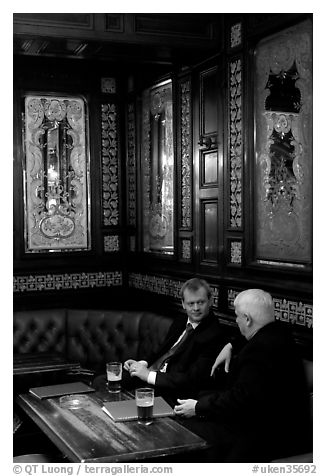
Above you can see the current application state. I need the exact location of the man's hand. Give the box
[124,359,137,371]
[210,342,233,376]
[129,362,150,382]
[174,399,197,418]
[124,359,148,371]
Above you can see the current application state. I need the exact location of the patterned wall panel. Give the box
[101,103,119,226]
[230,22,242,48]
[180,238,192,262]
[104,235,120,252]
[210,286,219,309]
[229,240,242,265]
[101,77,116,94]
[180,79,192,229]
[14,271,122,293]
[229,57,243,229]
[127,102,136,227]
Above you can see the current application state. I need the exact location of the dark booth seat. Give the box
[13,308,174,373]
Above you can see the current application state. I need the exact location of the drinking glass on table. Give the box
[135,388,154,425]
[106,362,122,393]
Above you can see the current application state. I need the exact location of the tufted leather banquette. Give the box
[13,309,174,372]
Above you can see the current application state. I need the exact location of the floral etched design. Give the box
[102,104,119,226]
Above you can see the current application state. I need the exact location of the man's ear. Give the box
[181,300,186,310]
[245,313,252,326]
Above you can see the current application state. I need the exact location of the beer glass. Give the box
[106,362,122,393]
[135,387,154,425]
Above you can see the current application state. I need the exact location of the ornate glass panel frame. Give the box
[23,94,91,252]
[141,79,175,255]
[254,20,312,266]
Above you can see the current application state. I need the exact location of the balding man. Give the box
[175,289,311,462]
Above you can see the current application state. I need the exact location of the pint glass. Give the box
[135,388,154,425]
[106,362,122,393]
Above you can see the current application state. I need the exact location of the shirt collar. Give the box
[186,319,200,330]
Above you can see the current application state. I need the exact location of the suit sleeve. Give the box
[195,349,272,421]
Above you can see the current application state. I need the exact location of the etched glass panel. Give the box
[141,80,174,255]
[23,95,91,252]
[254,21,312,264]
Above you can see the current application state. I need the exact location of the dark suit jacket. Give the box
[195,321,311,461]
[145,311,226,399]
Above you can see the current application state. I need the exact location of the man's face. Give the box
[182,286,211,324]
[235,303,248,337]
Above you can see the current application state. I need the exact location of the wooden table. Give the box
[16,389,208,463]
[14,353,81,376]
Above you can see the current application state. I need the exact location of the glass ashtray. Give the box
[59,394,90,409]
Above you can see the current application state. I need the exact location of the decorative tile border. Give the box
[227,289,313,328]
[14,271,122,293]
[104,235,120,252]
[129,273,183,299]
[274,298,313,328]
[128,273,219,308]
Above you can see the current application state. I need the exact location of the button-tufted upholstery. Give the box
[66,309,173,368]
[13,309,67,354]
[13,308,173,372]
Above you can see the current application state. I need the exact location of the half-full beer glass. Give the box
[135,387,154,425]
[106,362,122,393]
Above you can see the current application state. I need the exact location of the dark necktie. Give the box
[150,323,194,371]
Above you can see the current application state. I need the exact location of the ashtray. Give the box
[59,394,90,409]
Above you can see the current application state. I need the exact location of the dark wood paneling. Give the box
[13,13,222,66]
[134,13,215,39]
[14,13,94,29]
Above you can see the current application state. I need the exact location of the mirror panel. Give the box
[24,95,91,252]
[141,80,174,255]
[254,20,312,265]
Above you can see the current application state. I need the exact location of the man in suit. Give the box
[174,289,311,462]
[123,278,226,404]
